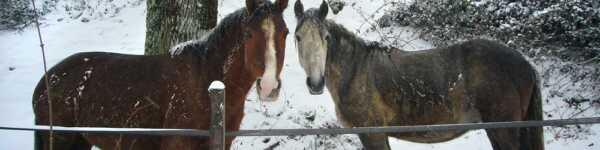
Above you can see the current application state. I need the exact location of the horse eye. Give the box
[295,35,301,42]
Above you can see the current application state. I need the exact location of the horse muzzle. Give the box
[306,76,325,95]
[256,78,281,102]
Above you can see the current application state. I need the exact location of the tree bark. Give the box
[144,0,218,55]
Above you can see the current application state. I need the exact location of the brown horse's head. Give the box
[243,0,289,101]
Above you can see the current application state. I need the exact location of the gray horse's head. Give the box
[294,0,329,95]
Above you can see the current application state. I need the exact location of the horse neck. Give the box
[203,11,256,95]
[320,22,372,90]
[324,22,371,71]
[202,12,247,82]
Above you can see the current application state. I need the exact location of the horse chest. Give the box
[327,74,395,127]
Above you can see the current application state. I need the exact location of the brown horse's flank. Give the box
[293,1,543,150]
[32,0,289,149]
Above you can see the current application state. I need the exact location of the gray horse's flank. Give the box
[294,1,544,150]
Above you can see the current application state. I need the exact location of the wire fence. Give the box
[2,117,600,137]
[14,1,600,149]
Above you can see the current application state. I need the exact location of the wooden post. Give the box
[208,82,225,150]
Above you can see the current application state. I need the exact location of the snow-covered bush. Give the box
[47,0,144,21]
[0,0,143,31]
[383,0,599,58]
[0,0,37,31]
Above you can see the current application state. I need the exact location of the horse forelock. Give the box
[295,8,322,32]
[245,1,278,24]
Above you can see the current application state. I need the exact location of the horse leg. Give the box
[224,88,251,149]
[225,103,244,149]
[480,101,520,150]
[477,93,523,149]
[35,132,91,150]
[483,127,521,150]
[70,135,92,150]
[159,111,209,149]
[518,84,544,150]
[358,133,390,150]
[160,136,207,150]
[34,115,91,150]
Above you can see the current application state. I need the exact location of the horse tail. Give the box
[520,79,544,150]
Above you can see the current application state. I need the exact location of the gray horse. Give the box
[293,1,543,150]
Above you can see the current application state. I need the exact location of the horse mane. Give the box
[169,2,279,58]
[324,20,394,52]
[293,7,392,53]
[169,35,210,56]
[169,9,247,58]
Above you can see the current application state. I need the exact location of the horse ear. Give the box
[246,0,261,14]
[275,0,288,13]
[318,0,329,20]
[294,0,304,19]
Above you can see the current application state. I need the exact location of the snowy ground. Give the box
[1,0,598,150]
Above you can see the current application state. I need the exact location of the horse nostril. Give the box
[275,79,282,90]
[317,76,325,88]
[256,78,263,91]
[306,77,324,89]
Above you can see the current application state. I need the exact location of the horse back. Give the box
[367,39,536,123]
[32,52,209,128]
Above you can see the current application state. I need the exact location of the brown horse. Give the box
[32,0,289,149]
[293,1,543,150]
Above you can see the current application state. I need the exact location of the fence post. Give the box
[208,81,225,150]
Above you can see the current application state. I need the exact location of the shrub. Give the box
[0,0,36,30]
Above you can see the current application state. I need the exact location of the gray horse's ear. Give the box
[275,0,288,13]
[318,0,328,20]
[294,0,304,19]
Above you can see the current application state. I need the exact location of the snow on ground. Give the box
[0,0,598,150]
[0,1,146,150]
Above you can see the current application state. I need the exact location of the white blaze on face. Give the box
[259,17,278,100]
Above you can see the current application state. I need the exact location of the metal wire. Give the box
[228,117,600,136]
[3,117,599,137]
[30,0,54,149]
[0,126,210,137]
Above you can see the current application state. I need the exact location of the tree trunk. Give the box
[144,0,218,55]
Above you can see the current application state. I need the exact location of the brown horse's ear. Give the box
[246,0,264,14]
[294,0,304,19]
[275,0,288,13]
[318,0,328,20]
